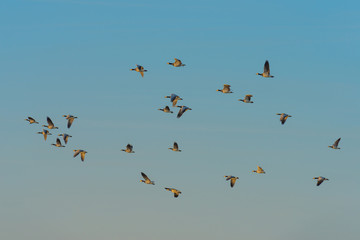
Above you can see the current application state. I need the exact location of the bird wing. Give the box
[245,95,252,101]
[258,166,265,173]
[127,144,133,151]
[80,151,85,161]
[67,118,74,128]
[334,138,341,147]
[174,142,179,150]
[56,138,61,145]
[172,98,179,107]
[174,192,179,198]
[43,132,48,141]
[28,117,35,121]
[224,84,231,91]
[47,117,54,127]
[230,178,236,188]
[177,107,184,118]
[73,150,81,158]
[64,135,68,144]
[141,172,150,181]
[164,106,170,111]
[317,178,324,186]
[264,60,270,74]
[170,94,177,102]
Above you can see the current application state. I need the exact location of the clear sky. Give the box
[1,0,359,239]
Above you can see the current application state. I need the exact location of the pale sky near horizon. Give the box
[1,0,360,240]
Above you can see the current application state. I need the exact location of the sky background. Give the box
[1,0,359,239]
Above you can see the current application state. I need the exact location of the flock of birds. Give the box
[25,59,342,198]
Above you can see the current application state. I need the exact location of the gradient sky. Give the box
[1,0,360,240]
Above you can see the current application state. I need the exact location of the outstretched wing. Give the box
[264,60,270,74]
[258,166,265,173]
[47,117,54,127]
[67,118,74,128]
[224,84,231,91]
[28,117,35,121]
[245,95,252,101]
[141,172,150,181]
[230,178,236,188]
[56,138,61,145]
[73,150,81,158]
[80,151,86,161]
[174,142,179,150]
[177,107,184,118]
[317,178,324,186]
[334,138,341,147]
[174,192,179,198]
[127,144,133,151]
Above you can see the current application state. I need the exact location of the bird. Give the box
[73,149,87,162]
[329,138,341,149]
[217,84,233,93]
[257,60,274,78]
[58,133,72,144]
[165,94,183,107]
[42,117,58,129]
[276,113,292,125]
[167,58,186,67]
[25,117,39,124]
[177,105,192,118]
[313,176,329,186]
[238,94,254,103]
[224,176,239,188]
[169,142,181,152]
[52,138,65,147]
[252,166,266,174]
[158,106,173,113]
[140,172,155,185]
[121,144,135,153]
[130,65,147,77]
[37,129,52,141]
[63,115,77,128]
[165,188,182,198]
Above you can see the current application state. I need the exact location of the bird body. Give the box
[121,144,135,153]
[224,176,239,188]
[52,138,65,147]
[37,129,52,141]
[276,113,292,125]
[168,58,185,67]
[165,94,183,107]
[130,65,147,77]
[177,105,192,118]
[158,106,173,113]
[140,172,155,185]
[43,117,58,129]
[257,60,274,78]
[217,84,233,93]
[329,138,341,149]
[252,166,266,174]
[58,133,72,144]
[73,149,87,161]
[313,176,329,186]
[25,117,39,124]
[165,188,182,198]
[63,115,77,128]
[239,94,254,103]
[169,142,181,152]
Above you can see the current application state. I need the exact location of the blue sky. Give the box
[1,0,359,239]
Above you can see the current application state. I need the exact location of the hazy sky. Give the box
[1,0,359,240]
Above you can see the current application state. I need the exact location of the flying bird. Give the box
[169,142,181,152]
[217,84,233,93]
[313,176,329,186]
[252,166,266,174]
[167,58,186,67]
[121,144,135,153]
[37,129,52,141]
[73,149,87,162]
[63,115,77,128]
[329,138,341,149]
[224,176,239,188]
[58,133,72,144]
[165,94,183,107]
[52,138,65,148]
[25,117,39,124]
[43,117,58,129]
[238,94,254,103]
[177,105,192,118]
[276,113,292,125]
[257,60,274,78]
[130,65,147,77]
[158,106,173,113]
[140,172,155,185]
[165,188,182,198]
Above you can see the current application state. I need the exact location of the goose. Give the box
[121,144,135,153]
[169,142,181,152]
[276,113,292,125]
[73,149,87,162]
[63,115,77,128]
[313,176,329,186]
[37,129,52,141]
[252,166,266,174]
[42,117,58,129]
[25,117,39,124]
[158,106,173,113]
[177,105,192,119]
[329,138,341,149]
[168,58,186,67]
[58,133,72,144]
[52,138,65,147]
[165,94,183,107]
[257,60,274,78]
[238,94,254,103]
[140,172,155,185]
[130,65,147,77]
[165,188,182,198]
[217,84,233,93]
[224,175,239,188]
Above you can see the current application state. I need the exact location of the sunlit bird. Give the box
[177,105,192,119]
[37,129,52,141]
[73,149,87,162]
[238,94,254,103]
[165,93,183,107]
[328,138,341,149]
[169,142,181,152]
[167,58,186,67]
[257,60,274,78]
[140,172,155,185]
[252,166,266,174]
[58,133,72,144]
[43,117,58,129]
[52,138,65,148]
[63,115,77,129]
[25,117,39,124]
[217,84,233,93]
[224,175,239,188]
[130,64,147,77]
[121,144,135,153]
[165,188,182,198]
[313,176,329,186]
[158,106,173,113]
[276,113,292,125]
